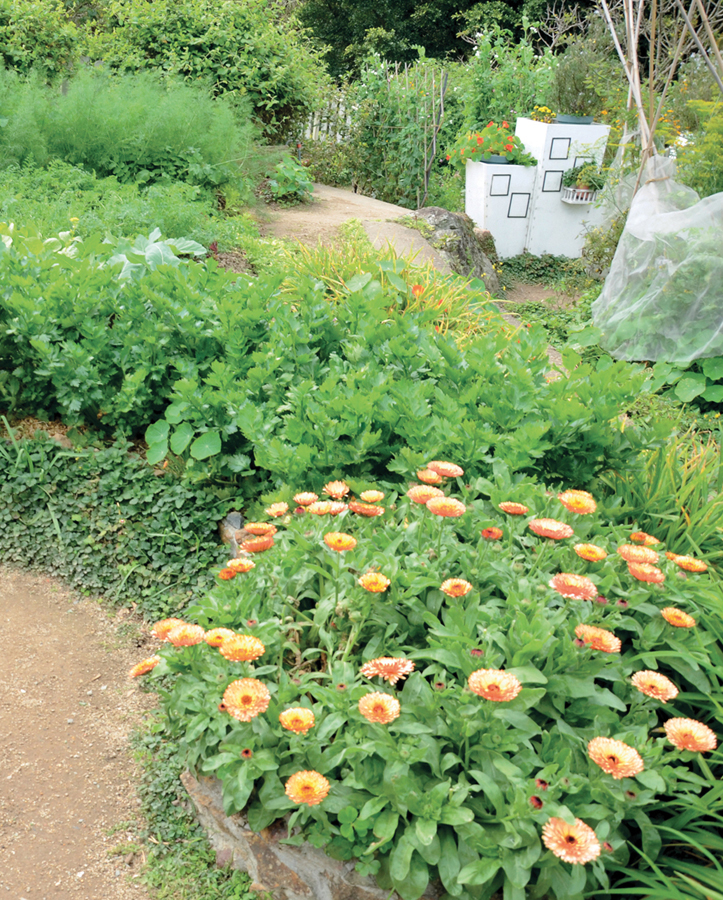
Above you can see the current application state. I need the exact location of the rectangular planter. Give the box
[464,160,538,258]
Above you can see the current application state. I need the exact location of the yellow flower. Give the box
[220,678,270,722]
[664,717,717,752]
[426,497,466,517]
[630,531,660,546]
[348,500,384,517]
[407,485,444,504]
[227,558,255,573]
[129,655,161,678]
[307,501,332,515]
[324,532,357,551]
[360,490,384,503]
[661,607,696,628]
[628,562,664,583]
[204,627,236,647]
[219,634,265,662]
[440,578,473,597]
[574,543,607,562]
[241,535,275,553]
[631,670,678,703]
[151,618,186,641]
[358,692,401,724]
[265,502,288,518]
[279,707,315,734]
[587,737,644,779]
[528,518,573,540]
[499,501,529,515]
[669,554,707,573]
[293,492,318,506]
[167,623,206,647]
[558,489,596,514]
[323,480,350,500]
[416,468,444,484]
[358,572,391,592]
[542,817,601,864]
[360,657,415,685]
[285,770,330,805]
[244,522,277,536]
[549,573,598,600]
[575,623,621,653]
[468,669,522,701]
[427,460,464,478]
[617,544,659,564]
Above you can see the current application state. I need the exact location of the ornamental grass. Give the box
[140,470,721,900]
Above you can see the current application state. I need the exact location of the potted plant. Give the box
[446,121,537,168]
[561,163,605,202]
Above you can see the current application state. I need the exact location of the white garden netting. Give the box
[591,156,723,363]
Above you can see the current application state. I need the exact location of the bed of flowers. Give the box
[132,462,721,900]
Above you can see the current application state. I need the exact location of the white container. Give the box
[464,160,538,258]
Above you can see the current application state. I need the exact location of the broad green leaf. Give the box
[190,430,222,460]
[145,438,168,466]
[145,420,170,445]
[702,357,723,381]
[345,272,372,293]
[394,851,429,900]
[389,834,415,881]
[415,818,437,846]
[170,422,194,455]
[457,858,501,886]
[675,373,707,402]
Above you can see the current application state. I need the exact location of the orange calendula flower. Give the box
[468,669,522,702]
[360,490,384,503]
[220,634,265,662]
[204,627,236,647]
[218,567,236,580]
[307,501,332,515]
[587,737,644,779]
[220,678,271,722]
[417,468,444,485]
[630,531,661,545]
[664,718,717,752]
[167,624,206,647]
[427,460,464,478]
[427,497,466,517]
[324,532,357,551]
[631,670,679,703]
[574,543,607,562]
[618,544,659,564]
[152,618,186,641]
[293,492,318,506]
[481,527,503,540]
[407,485,444,504]
[575,623,622,653]
[411,284,424,298]
[661,607,696,628]
[542,817,601,864]
[558,490,596,514]
[358,572,391,592]
[285,770,330,806]
[324,480,350,500]
[549,573,597,601]
[628,562,665,583]
[499,501,529,515]
[348,500,384,517]
[328,501,348,516]
[528,518,574,540]
[440,578,473,597]
[670,554,708,573]
[265,502,289,518]
[242,535,275,553]
[244,522,278,536]
[279,707,315,734]
[360,657,415,685]
[129,655,161,678]
[228,558,255,573]
[358,692,401,724]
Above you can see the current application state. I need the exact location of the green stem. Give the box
[697,754,717,782]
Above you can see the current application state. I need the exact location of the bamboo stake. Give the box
[649,0,657,124]
[693,0,723,79]
[676,0,723,93]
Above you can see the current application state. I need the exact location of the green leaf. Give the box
[373,808,399,841]
[675,373,707,402]
[457,858,501,886]
[395,851,429,900]
[702,384,723,402]
[145,439,168,466]
[189,430,222,460]
[170,422,194,455]
[701,357,723,381]
[415,818,437,846]
[145,420,170,445]
[439,805,474,826]
[389,834,415,881]
[345,272,373,293]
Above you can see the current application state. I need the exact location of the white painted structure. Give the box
[465,118,612,259]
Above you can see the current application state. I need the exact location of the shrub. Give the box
[0,0,78,78]
[676,101,723,199]
[0,68,258,190]
[0,225,673,490]
[83,0,329,137]
[144,471,722,900]
[0,430,224,618]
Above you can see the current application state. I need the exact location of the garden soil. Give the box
[0,566,156,900]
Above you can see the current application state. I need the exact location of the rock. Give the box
[412,207,501,295]
[181,771,442,900]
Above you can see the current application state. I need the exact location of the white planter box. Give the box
[464,160,538,258]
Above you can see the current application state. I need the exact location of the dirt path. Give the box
[0,566,155,900]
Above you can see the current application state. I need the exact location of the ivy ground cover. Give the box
[136,465,721,900]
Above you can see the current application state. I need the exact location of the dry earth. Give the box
[0,567,156,900]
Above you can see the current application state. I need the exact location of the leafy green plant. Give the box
[264,156,313,204]
[0,67,257,190]
[142,467,721,900]
[0,428,225,618]
[83,0,329,137]
[676,101,723,199]
[0,0,78,78]
[561,163,605,191]
[446,122,537,168]
[649,358,723,408]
